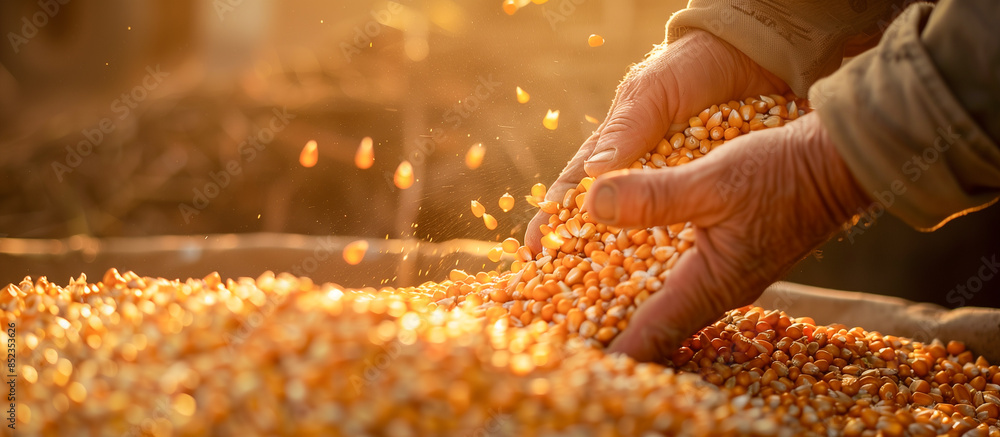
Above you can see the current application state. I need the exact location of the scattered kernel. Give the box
[499,193,515,212]
[354,136,374,169]
[299,140,318,168]
[587,34,604,47]
[483,213,498,230]
[471,200,486,218]
[394,161,414,189]
[516,86,530,104]
[543,110,559,130]
[501,238,520,253]
[488,244,503,262]
[343,240,369,265]
[465,143,486,170]
[530,183,546,201]
[502,0,517,15]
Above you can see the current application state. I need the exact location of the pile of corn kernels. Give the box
[4,96,998,436]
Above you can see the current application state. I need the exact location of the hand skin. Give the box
[587,111,871,363]
[524,29,788,254]
[521,28,872,363]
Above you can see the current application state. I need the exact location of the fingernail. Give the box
[591,184,618,222]
[585,149,615,164]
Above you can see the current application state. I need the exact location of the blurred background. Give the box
[0,0,997,308]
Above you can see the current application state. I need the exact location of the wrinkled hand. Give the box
[524,29,788,252]
[585,112,870,363]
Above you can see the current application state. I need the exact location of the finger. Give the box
[524,132,600,253]
[583,161,725,229]
[606,243,750,363]
[584,67,678,178]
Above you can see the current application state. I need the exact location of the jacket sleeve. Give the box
[666,0,905,96]
[810,0,1000,230]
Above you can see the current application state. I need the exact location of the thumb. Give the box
[584,72,678,177]
[583,164,723,229]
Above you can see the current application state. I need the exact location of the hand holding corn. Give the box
[591,111,871,362]
[524,29,788,254]
[523,29,870,363]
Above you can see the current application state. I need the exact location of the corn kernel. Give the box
[543,110,559,130]
[343,239,369,265]
[483,213,498,230]
[502,0,517,15]
[515,86,530,104]
[299,140,318,168]
[470,200,486,218]
[355,136,374,169]
[499,193,515,212]
[487,244,503,262]
[393,160,414,189]
[465,143,486,170]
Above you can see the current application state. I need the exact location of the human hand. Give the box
[582,112,871,363]
[524,29,789,253]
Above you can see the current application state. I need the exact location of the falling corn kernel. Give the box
[465,143,486,170]
[516,86,530,104]
[470,200,486,218]
[487,244,503,262]
[343,240,369,265]
[354,136,374,169]
[502,0,517,15]
[499,193,515,212]
[531,183,546,200]
[585,114,600,124]
[501,238,519,253]
[588,34,604,47]
[483,213,497,230]
[299,140,318,168]
[394,161,414,190]
[543,110,559,130]
[540,232,564,250]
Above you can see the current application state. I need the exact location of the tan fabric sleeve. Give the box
[666,0,904,96]
[810,0,1000,230]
